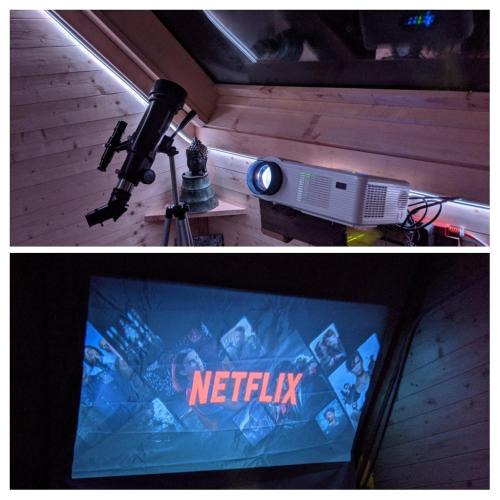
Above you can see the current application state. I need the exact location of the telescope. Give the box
[85,79,193,227]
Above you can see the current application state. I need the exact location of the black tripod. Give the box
[161,143,194,246]
[157,111,197,246]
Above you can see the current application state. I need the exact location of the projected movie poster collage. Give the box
[309,325,380,433]
[73,277,384,477]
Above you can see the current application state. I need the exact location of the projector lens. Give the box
[258,165,272,190]
[247,160,283,195]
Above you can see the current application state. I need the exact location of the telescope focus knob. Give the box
[141,169,156,185]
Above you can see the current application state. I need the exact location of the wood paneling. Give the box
[376,421,488,468]
[11,17,77,48]
[382,391,488,449]
[388,364,489,425]
[10,10,48,19]
[11,70,126,105]
[216,84,489,111]
[11,113,143,165]
[208,103,488,168]
[404,280,489,373]
[11,92,145,133]
[10,10,186,246]
[396,335,488,399]
[374,267,489,489]
[376,449,489,489]
[11,45,103,77]
[217,95,489,130]
[419,477,490,489]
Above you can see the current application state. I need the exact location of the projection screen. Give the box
[72,277,387,478]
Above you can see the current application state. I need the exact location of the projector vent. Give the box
[398,190,409,210]
[364,184,387,218]
[297,171,332,209]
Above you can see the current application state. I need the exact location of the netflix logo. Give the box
[188,370,303,406]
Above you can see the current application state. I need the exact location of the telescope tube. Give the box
[85,79,187,226]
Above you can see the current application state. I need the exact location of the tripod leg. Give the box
[181,220,191,246]
[185,215,195,246]
[169,155,180,206]
[162,216,172,246]
[176,219,186,246]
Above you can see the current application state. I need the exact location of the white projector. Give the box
[247,156,410,227]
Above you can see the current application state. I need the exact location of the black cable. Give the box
[404,198,429,228]
[386,196,459,245]
[402,198,457,230]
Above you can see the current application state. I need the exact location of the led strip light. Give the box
[203,10,258,63]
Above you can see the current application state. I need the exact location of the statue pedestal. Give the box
[179,172,219,213]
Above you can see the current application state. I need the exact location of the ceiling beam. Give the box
[55,10,217,125]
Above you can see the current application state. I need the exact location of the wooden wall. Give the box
[374,257,489,489]
[199,84,489,245]
[10,10,187,246]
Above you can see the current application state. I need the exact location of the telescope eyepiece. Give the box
[85,187,131,227]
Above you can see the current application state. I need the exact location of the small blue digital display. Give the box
[402,11,437,28]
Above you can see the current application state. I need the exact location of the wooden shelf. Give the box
[144,199,247,223]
